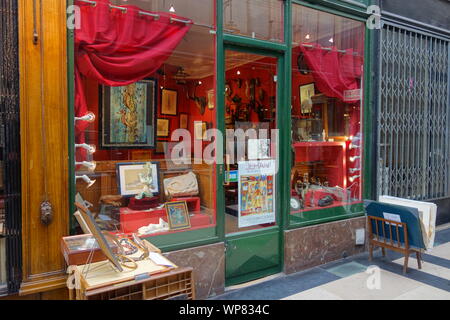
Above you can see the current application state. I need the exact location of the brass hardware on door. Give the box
[40,201,53,226]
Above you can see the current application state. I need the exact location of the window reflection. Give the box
[223,0,284,42]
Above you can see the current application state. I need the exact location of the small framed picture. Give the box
[161,89,178,116]
[155,141,166,154]
[179,113,188,129]
[194,121,207,140]
[116,162,160,197]
[165,201,191,230]
[157,118,170,137]
[207,89,215,110]
[299,83,315,113]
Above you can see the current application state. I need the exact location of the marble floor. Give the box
[212,226,450,300]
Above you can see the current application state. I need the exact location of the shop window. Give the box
[73,0,217,243]
[223,0,284,43]
[290,5,365,224]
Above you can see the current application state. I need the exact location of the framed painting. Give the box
[116,162,160,197]
[194,121,207,140]
[161,89,178,116]
[179,113,188,129]
[100,79,157,148]
[299,83,315,113]
[207,89,215,110]
[157,118,170,137]
[155,141,166,154]
[165,201,191,230]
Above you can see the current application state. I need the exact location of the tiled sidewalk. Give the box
[212,227,450,300]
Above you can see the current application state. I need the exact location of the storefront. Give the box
[15,0,375,299]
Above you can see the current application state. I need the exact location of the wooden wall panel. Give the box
[18,0,69,295]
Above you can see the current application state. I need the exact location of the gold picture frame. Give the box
[161,89,178,116]
[194,121,207,140]
[165,201,191,230]
[207,89,215,110]
[157,118,170,137]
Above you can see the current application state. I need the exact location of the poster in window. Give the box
[238,160,276,228]
[100,79,157,148]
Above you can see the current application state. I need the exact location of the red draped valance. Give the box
[74,0,191,158]
[299,44,363,103]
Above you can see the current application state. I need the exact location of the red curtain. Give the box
[299,44,362,102]
[74,0,191,157]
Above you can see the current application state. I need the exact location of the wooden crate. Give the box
[75,267,195,300]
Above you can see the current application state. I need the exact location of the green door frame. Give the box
[219,43,288,286]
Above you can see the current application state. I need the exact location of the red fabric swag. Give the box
[74,0,191,158]
[299,44,362,102]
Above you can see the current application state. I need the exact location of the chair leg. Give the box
[416,251,422,269]
[403,252,409,274]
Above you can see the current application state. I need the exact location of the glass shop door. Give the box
[222,47,283,286]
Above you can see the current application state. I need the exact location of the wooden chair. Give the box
[367,215,422,274]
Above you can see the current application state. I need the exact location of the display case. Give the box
[289,2,365,220]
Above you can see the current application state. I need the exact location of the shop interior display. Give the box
[73,0,217,238]
[289,5,365,214]
[72,0,365,237]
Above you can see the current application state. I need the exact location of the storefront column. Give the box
[18,0,69,296]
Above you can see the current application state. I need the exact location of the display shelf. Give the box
[120,206,212,234]
[293,141,346,148]
[290,200,364,214]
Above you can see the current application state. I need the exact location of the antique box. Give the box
[61,234,118,266]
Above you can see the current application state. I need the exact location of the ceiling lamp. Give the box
[169,4,175,13]
[173,67,190,85]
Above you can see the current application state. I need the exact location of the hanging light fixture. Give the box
[305,34,311,40]
[75,175,96,188]
[348,175,361,183]
[169,4,175,13]
[75,112,96,123]
[75,143,96,154]
[75,161,97,172]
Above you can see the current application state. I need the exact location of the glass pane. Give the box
[223,0,284,43]
[74,0,217,239]
[224,50,278,235]
[290,5,365,217]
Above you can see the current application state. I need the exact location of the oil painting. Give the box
[101,79,156,148]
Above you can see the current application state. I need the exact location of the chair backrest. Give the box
[364,200,426,250]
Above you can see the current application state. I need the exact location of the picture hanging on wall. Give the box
[100,79,157,149]
[299,83,315,114]
[156,118,170,137]
[207,89,215,110]
[161,89,178,116]
[155,141,166,154]
[194,121,207,140]
[99,79,157,149]
[179,113,188,129]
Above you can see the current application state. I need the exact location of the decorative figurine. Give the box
[135,162,156,200]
